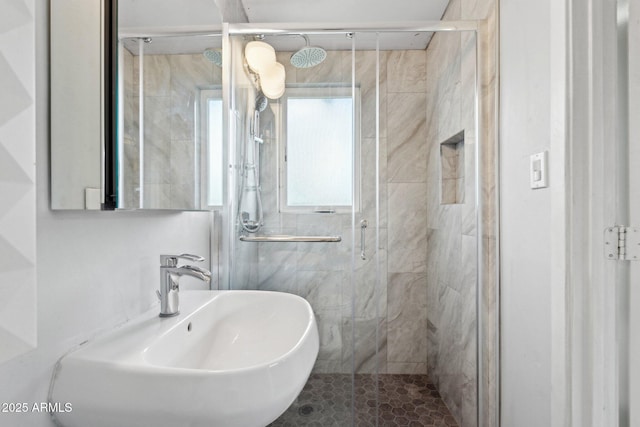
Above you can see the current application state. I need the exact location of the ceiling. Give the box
[119,0,451,54]
[119,0,222,31]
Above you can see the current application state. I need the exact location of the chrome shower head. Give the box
[290,35,326,69]
[203,48,222,67]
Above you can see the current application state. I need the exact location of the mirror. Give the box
[50,0,222,210]
[118,34,223,210]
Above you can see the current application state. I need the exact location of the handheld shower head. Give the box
[252,92,268,143]
[290,35,327,69]
[255,92,268,113]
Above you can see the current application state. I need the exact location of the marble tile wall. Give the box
[249,48,428,376]
[121,48,222,209]
[424,0,498,426]
[256,50,348,374]
[424,27,475,427]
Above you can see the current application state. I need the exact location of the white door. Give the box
[570,1,639,424]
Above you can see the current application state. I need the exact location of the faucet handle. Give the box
[160,254,205,267]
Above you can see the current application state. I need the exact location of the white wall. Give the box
[0,1,212,426]
[499,0,567,426]
[0,0,37,363]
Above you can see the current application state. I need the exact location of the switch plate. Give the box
[530,151,548,189]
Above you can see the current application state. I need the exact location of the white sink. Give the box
[50,290,319,427]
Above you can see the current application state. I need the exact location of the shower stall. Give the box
[221,21,498,427]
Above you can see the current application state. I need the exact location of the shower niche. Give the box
[440,130,465,205]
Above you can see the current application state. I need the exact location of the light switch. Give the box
[530,151,548,189]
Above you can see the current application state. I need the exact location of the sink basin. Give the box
[50,290,319,427]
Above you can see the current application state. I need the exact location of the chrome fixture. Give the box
[252,92,268,144]
[237,94,269,234]
[157,254,211,317]
[290,35,327,68]
[203,48,223,67]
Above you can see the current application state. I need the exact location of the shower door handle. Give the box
[360,219,368,260]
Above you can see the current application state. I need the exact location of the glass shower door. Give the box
[224,25,484,427]
[225,31,362,425]
[349,31,384,425]
[349,29,481,427]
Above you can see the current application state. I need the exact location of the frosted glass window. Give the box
[207,98,223,206]
[282,87,359,212]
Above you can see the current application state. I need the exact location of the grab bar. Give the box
[239,235,342,243]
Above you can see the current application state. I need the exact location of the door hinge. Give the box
[604,226,640,261]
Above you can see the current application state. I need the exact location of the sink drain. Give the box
[297,404,314,417]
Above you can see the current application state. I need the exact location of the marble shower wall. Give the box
[249,48,429,376]
[121,48,222,209]
[424,0,498,426]
[386,50,429,376]
[424,28,478,427]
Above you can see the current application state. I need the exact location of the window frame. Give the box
[278,84,361,214]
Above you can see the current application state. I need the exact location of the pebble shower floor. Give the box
[268,373,459,427]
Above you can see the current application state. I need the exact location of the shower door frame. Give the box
[222,20,499,427]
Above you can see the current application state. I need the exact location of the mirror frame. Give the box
[105,0,118,209]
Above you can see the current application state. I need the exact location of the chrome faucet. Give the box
[157,254,212,317]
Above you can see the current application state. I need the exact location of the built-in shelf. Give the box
[440,130,465,205]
